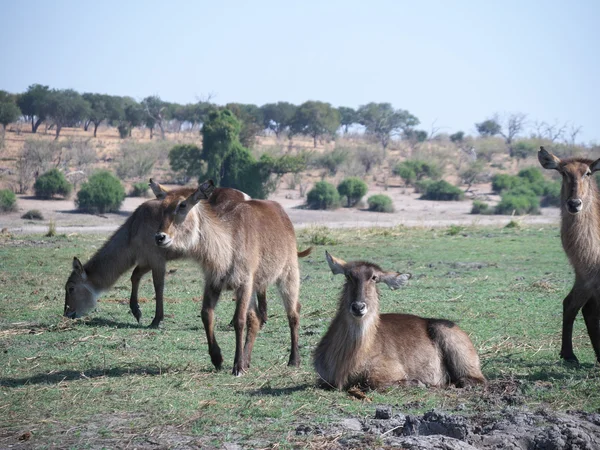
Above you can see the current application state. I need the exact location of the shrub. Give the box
[420,180,464,201]
[394,160,442,186]
[471,200,491,214]
[22,209,44,220]
[337,177,368,207]
[541,181,561,207]
[495,192,540,215]
[115,141,166,180]
[517,167,545,195]
[0,189,17,212]
[414,179,434,194]
[312,149,348,175]
[130,182,150,197]
[512,140,537,160]
[367,194,394,213]
[168,144,203,184]
[306,181,340,210]
[491,174,520,193]
[76,170,126,214]
[34,169,72,199]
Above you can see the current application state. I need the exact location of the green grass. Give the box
[1,225,599,447]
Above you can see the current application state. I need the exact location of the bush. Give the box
[541,181,561,207]
[34,169,72,199]
[130,182,150,197]
[517,167,545,195]
[115,141,166,180]
[420,180,464,201]
[495,192,540,215]
[337,177,368,207]
[394,160,441,186]
[367,194,394,213]
[414,179,434,194]
[491,174,520,193]
[168,144,203,184]
[306,181,340,210]
[512,140,537,160]
[76,170,126,214]
[22,209,44,220]
[312,148,348,175]
[0,189,17,212]
[471,200,491,214]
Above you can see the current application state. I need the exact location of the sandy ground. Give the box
[0,183,560,235]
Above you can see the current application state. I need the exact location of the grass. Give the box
[1,225,599,447]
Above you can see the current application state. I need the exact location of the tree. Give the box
[290,101,340,148]
[82,93,113,137]
[337,177,368,207]
[17,84,51,133]
[338,106,358,134]
[475,118,501,137]
[260,102,296,137]
[168,144,203,183]
[499,113,527,157]
[46,89,90,139]
[357,102,419,154]
[201,109,243,185]
[142,95,168,139]
[450,131,465,143]
[225,103,263,148]
[0,91,21,132]
[112,96,143,138]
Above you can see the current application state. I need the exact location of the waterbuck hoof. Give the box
[287,357,301,368]
[148,319,161,329]
[132,308,142,323]
[210,354,223,370]
[560,353,579,365]
[232,364,246,377]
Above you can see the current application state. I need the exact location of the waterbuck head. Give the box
[154,179,216,248]
[326,251,411,320]
[64,257,98,319]
[538,146,600,215]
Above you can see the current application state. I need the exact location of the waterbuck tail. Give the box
[427,319,486,387]
[297,247,313,258]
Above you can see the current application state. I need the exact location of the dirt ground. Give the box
[0,183,560,235]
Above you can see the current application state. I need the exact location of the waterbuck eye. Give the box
[179,202,187,209]
[371,275,378,282]
[584,171,592,178]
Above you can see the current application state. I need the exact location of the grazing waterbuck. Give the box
[538,146,600,363]
[313,252,486,390]
[154,180,311,376]
[64,183,249,328]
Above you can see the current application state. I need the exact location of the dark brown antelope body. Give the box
[313,252,485,390]
[64,185,249,328]
[538,146,600,363]
[154,180,311,375]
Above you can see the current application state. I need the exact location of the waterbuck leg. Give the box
[582,298,600,363]
[148,264,166,329]
[257,290,267,328]
[278,270,301,368]
[232,284,253,376]
[561,282,589,363]
[202,284,223,370]
[130,265,151,323]
[242,304,261,370]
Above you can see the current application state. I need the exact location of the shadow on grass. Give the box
[249,383,312,397]
[83,317,144,329]
[483,354,597,382]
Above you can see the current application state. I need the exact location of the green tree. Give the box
[357,102,419,154]
[225,103,263,148]
[16,84,51,133]
[142,95,167,139]
[112,96,144,138]
[260,102,296,137]
[337,177,368,207]
[290,101,340,148]
[475,118,501,137]
[46,89,91,139]
[450,131,465,143]
[0,91,21,135]
[338,106,358,134]
[169,144,203,183]
[201,109,243,185]
[82,93,112,137]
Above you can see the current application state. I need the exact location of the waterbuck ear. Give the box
[72,257,86,278]
[189,186,209,206]
[590,158,600,174]
[149,179,169,199]
[378,271,411,290]
[538,147,561,171]
[325,251,346,275]
[198,179,216,198]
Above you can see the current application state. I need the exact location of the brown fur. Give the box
[64,186,249,328]
[538,147,600,363]
[155,180,312,375]
[313,253,486,390]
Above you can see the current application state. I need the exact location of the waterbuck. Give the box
[313,252,486,390]
[154,180,311,375]
[538,146,600,364]
[64,183,250,328]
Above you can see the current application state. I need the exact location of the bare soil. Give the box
[0,183,559,235]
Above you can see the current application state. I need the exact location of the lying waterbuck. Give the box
[64,184,249,328]
[538,146,600,363]
[313,252,486,390]
[154,180,311,375]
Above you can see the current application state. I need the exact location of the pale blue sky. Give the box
[1,0,599,142]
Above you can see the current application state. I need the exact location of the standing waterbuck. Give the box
[538,146,600,363]
[64,183,250,328]
[154,180,311,375]
[313,252,486,390]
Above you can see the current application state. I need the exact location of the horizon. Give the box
[1,0,598,144]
